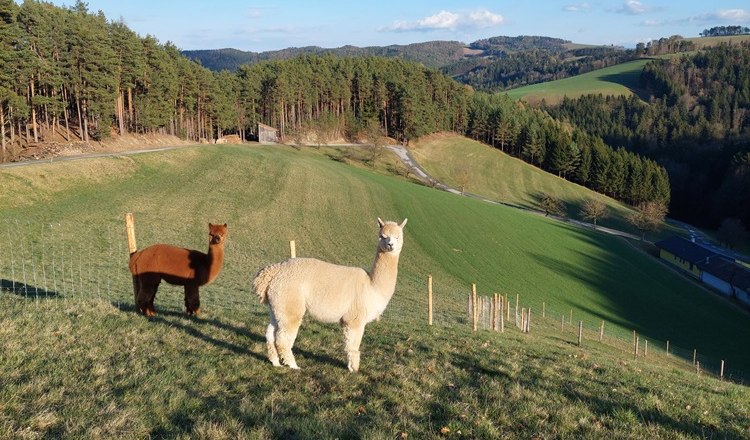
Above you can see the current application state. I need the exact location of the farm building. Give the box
[654,236,716,278]
[656,235,750,307]
[258,123,278,144]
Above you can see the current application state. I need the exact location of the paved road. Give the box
[0,145,195,169]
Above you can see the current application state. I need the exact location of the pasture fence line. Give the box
[451,279,746,384]
[0,219,746,385]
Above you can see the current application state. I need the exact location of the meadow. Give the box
[1,144,749,438]
[505,59,652,105]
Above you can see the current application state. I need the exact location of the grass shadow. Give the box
[0,278,60,298]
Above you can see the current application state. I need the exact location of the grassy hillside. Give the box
[1,145,749,437]
[506,59,652,105]
[686,35,750,49]
[409,133,649,235]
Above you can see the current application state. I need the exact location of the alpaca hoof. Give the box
[143,308,156,317]
[186,308,201,316]
[270,359,282,367]
[288,364,300,370]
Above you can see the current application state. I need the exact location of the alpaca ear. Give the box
[399,218,408,228]
[223,223,227,227]
[209,222,213,228]
[377,217,384,227]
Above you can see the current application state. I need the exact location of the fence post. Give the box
[666,339,670,355]
[472,283,477,332]
[500,298,505,333]
[515,294,519,325]
[578,321,583,346]
[542,301,545,318]
[696,361,700,375]
[561,314,565,332]
[721,360,725,381]
[569,308,573,325]
[505,294,509,322]
[290,240,296,258]
[427,275,433,326]
[634,336,639,360]
[693,349,697,366]
[125,213,137,254]
[490,295,495,331]
[599,320,604,342]
[644,340,648,357]
[493,293,498,331]
[527,308,531,333]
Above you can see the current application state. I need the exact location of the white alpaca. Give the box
[253,218,407,372]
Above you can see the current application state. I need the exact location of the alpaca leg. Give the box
[342,323,366,372]
[134,275,156,316]
[265,317,282,367]
[184,285,201,316]
[275,317,302,370]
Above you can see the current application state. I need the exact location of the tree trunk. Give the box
[1,105,6,162]
[29,80,38,143]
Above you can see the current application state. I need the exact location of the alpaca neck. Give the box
[369,249,400,298]
[206,243,225,284]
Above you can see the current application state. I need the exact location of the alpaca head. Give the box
[209,223,228,245]
[376,218,407,254]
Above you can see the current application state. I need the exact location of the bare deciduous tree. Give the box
[628,201,668,240]
[540,193,566,217]
[581,199,608,226]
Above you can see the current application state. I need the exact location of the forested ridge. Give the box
[0,0,669,209]
[549,43,750,229]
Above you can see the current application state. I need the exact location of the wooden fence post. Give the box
[515,294,519,325]
[561,314,565,332]
[427,275,433,326]
[542,301,545,318]
[693,349,697,366]
[527,308,531,333]
[500,298,505,333]
[472,283,477,332]
[125,212,137,254]
[644,340,648,357]
[634,336,639,360]
[599,320,604,342]
[578,321,583,346]
[290,240,296,258]
[721,360,725,381]
[493,293,499,331]
[505,294,510,322]
[490,295,495,331]
[569,308,573,325]
[666,339,670,355]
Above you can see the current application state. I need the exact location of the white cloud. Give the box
[616,0,650,15]
[713,8,750,21]
[679,8,750,24]
[642,19,662,27]
[381,9,505,32]
[563,3,590,12]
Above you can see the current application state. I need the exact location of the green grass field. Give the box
[506,59,653,105]
[1,144,749,438]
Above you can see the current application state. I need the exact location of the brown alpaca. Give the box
[129,223,227,317]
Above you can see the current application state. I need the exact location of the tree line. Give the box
[548,43,750,230]
[0,0,669,210]
[700,26,750,37]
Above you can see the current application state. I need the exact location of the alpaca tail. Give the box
[253,263,282,304]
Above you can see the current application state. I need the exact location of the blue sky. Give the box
[45,0,750,51]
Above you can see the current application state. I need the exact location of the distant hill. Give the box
[183,40,468,71]
[182,35,613,75]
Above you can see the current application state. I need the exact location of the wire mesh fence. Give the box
[1,218,747,385]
